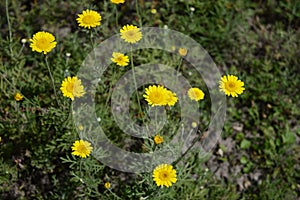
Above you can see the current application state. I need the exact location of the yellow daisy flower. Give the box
[151,8,157,14]
[111,52,129,67]
[165,90,178,106]
[104,182,111,189]
[111,0,125,4]
[178,48,188,57]
[60,76,85,101]
[14,92,24,101]
[188,88,205,101]
[191,122,197,128]
[71,140,93,158]
[30,31,57,54]
[143,85,169,107]
[154,135,163,145]
[219,75,245,97]
[120,24,142,44]
[78,125,84,131]
[76,9,102,29]
[171,46,176,52]
[153,164,177,187]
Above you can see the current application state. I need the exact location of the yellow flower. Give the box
[104,182,111,189]
[76,9,102,29]
[219,75,245,97]
[111,0,125,4]
[60,76,85,101]
[178,48,188,57]
[143,85,169,107]
[151,8,157,14]
[78,125,84,131]
[71,140,93,158]
[14,92,24,101]
[111,52,129,67]
[154,135,163,144]
[30,31,57,54]
[188,88,205,101]
[165,90,178,106]
[153,164,177,187]
[120,24,142,44]
[191,122,197,128]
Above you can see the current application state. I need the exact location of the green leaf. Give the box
[235,132,244,141]
[282,131,296,144]
[240,156,248,164]
[240,139,251,149]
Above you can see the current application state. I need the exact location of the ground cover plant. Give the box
[0,0,300,199]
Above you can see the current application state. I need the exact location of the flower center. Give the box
[159,172,169,180]
[36,38,49,50]
[151,92,163,103]
[116,56,123,62]
[77,144,87,153]
[193,91,199,98]
[226,81,236,91]
[82,15,94,24]
[66,83,74,93]
[126,30,135,38]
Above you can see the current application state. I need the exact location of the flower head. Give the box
[71,140,93,158]
[111,0,125,4]
[219,75,245,97]
[191,122,197,128]
[30,31,57,54]
[144,85,178,107]
[111,52,129,67]
[77,9,102,29]
[78,125,84,131]
[21,38,27,44]
[165,90,178,106]
[104,182,111,189]
[153,164,177,187]
[60,76,85,100]
[120,24,142,44]
[171,46,176,51]
[14,92,24,101]
[188,88,205,101]
[178,48,188,57]
[143,85,169,107]
[151,8,157,14]
[154,135,163,144]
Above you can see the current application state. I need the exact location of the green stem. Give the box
[80,159,83,177]
[90,30,94,49]
[115,5,118,27]
[65,56,70,68]
[0,70,35,106]
[108,188,123,200]
[135,0,142,27]
[176,58,183,74]
[6,0,13,57]
[172,129,200,166]
[171,103,223,166]
[105,66,117,107]
[45,55,58,104]
[171,57,183,88]
[18,44,25,57]
[130,46,143,116]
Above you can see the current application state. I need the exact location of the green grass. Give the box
[0,0,300,199]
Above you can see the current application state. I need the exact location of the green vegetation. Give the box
[0,0,299,199]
